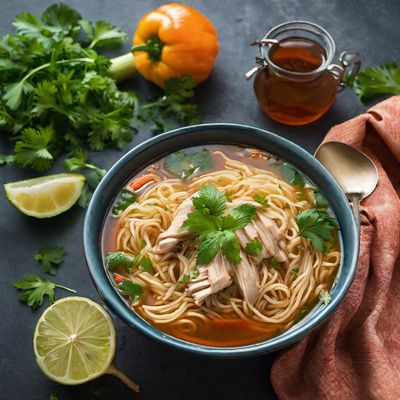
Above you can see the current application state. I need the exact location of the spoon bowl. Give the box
[315,141,378,227]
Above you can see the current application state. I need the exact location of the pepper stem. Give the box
[131,36,164,62]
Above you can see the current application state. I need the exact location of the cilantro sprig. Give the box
[296,209,339,253]
[14,274,76,310]
[34,245,65,275]
[116,280,143,304]
[182,185,257,265]
[245,238,263,257]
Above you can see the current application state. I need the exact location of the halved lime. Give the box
[33,296,139,391]
[4,173,85,218]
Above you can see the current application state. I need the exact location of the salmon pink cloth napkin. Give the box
[271,96,400,400]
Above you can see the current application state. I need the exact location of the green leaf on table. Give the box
[0,154,15,166]
[34,245,65,275]
[14,274,76,310]
[164,149,213,180]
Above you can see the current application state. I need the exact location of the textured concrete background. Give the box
[1,1,399,399]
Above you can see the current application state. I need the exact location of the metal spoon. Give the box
[315,141,378,230]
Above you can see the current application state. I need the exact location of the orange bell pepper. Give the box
[131,3,219,88]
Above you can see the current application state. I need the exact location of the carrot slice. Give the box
[129,175,155,191]
[114,273,125,284]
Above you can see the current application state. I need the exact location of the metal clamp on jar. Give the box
[246,21,361,126]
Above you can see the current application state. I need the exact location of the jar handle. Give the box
[328,52,362,92]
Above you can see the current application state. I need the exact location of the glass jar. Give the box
[246,21,361,126]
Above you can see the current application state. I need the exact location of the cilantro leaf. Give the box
[117,280,143,303]
[270,257,281,269]
[164,149,213,179]
[14,274,76,309]
[41,4,81,29]
[139,256,154,274]
[106,251,137,272]
[112,189,137,215]
[221,230,241,264]
[81,20,127,49]
[222,204,257,230]
[50,393,58,400]
[349,63,400,102]
[282,162,305,186]
[192,184,226,216]
[197,231,225,265]
[319,289,331,305]
[313,188,328,208]
[291,267,300,275]
[296,209,339,253]
[34,245,65,275]
[3,80,34,110]
[245,238,263,257]
[0,154,15,165]
[182,211,221,235]
[253,194,269,208]
[179,269,200,285]
[14,126,54,171]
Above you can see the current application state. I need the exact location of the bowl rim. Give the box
[83,123,359,357]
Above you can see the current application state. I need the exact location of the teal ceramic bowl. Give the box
[83,123,359,357]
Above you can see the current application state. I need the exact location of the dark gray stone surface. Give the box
[1,0,399,399]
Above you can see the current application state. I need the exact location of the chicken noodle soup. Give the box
[102,145,340,347]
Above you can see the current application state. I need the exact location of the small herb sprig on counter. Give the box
[14,274,76,310]
[345,62,400,102]
[182,185,257,265]
[296,209,339,253]
[34,245,65,275]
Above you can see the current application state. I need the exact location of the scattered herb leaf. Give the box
[112,189,137,215]
[140,239,146,249]
[179,269,200,285]
[106,251,137,272]
[270,257,281,269]
[291,267,300,275]
[313,188,328,208]
[14,274,76,309]
[253,194,269,208]
[139,256,154,274]
[34,245,65,275]
[282,163,304,186]
[117,280,143,303]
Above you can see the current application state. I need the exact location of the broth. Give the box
[102,145,340,346]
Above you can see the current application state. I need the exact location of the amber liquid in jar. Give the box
[254,37,338,125]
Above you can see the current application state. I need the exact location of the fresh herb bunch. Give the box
[0,4,135,171]
[345,62,400,102]
[182,185,257,265]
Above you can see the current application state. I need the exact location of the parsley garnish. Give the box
[253,194,269,208]
[34,245,65,275]
[346,62,400,102]
[270,257,281,269]
[291,267,300,275]
[106,251,137,272]
[112,189,137,215]
[164,149,213,180]
[282,163,305,186]
[313,188,328,209]
[139,256,154,274]
[179,269,200,285]
[296,209,339,253]
[182,185,257,265]
[117,280,143,303]
[245,239,263,256]
[319,289,332,305]
[14,274,76,309]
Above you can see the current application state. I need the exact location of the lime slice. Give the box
[33,296,139,391]
[4,173,85,218]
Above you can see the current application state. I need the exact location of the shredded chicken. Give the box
[233,250,260,305]
[152,196,194,254]
[186,253,233,306]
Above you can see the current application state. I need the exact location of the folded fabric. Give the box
[271,96,400,400]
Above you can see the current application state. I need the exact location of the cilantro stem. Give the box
[54,284,77,294]
[20,58,95,85]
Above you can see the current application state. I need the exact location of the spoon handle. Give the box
[350,194,361,232]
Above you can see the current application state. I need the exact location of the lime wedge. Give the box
[4,173,85,218]
[33,297,139,391]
